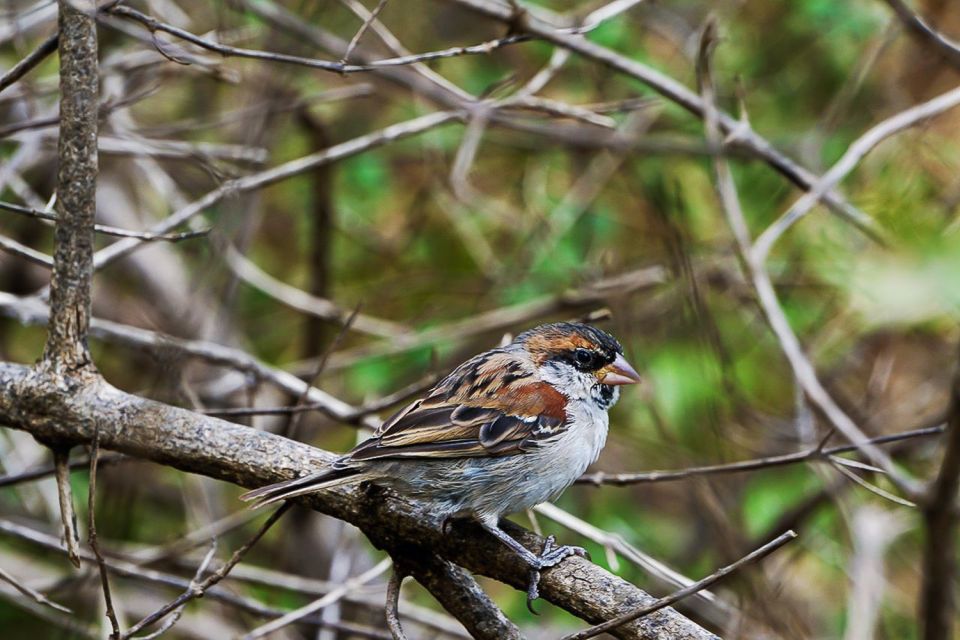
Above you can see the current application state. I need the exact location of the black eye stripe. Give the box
[556,347,613,372]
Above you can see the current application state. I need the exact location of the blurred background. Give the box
[1,0,960,637]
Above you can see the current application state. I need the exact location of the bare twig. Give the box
[88,426,121,639]
[107,5,531,74]
[0,233,53,268]
[52,449,81,568]
[697,18,923,501]
[577,423,946,485]
[222,244,406,338]
[0,200,210,242]
[285,306,360,439]
[0,453,125,488]
[121,503,292,638]
[0,292,379,429]
[0,32,58,94]
[440,0,882,241]
[0,565,71,614]
[560,530,798,640]
[880,0,960,69]
[385,567,408,640]
[341,0,389,64]
[91,110,460,271]
[242,558,392,640]
[753,84,960,262]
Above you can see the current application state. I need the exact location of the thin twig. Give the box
[385,567,408,640]
[880,0,960,69]
[560,530,798,640]
[285,306,360,439]
[697,17,923,501]
[242,558,392,640]
[120,503,292,638]
[53,449,81,569]
[88,426,121,639]
[107,5,531,74]
[0,233,54,268]
[0,565,72,614]
[0,453,125,488]
[0,32,59,95]
[341,0,389,64]
[752,83,960,262]
[222,244,406,338]
[577,423,946,485]
[0,200,210,242]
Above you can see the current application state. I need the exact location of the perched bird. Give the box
[242,322,640,607]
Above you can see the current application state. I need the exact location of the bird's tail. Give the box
[240,465,364,509]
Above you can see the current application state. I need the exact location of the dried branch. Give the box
[697,18,923,501]
[121,503,291,638]
[440,0,883,242]
[341,0,390,64]
[222,244,407,339]
[0,362,718,639]
[52,449,81,568]
[880,0,960,69]
[0,292,379,430]
[92,110,460,272]
[0,233,53,268]
[0,453,125,488]
[753,84,960,262]
[0,32,58,93]
[107,5,531,75]
[385,567,408,640]
[242,558,392,640]
[0,200,210,242]
[0,565,71,614]
[87,426,121,639]
[560,530,798,640]
[392,546,524,640]
[577,423,945,485]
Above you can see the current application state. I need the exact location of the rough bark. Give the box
[0,362,718,640]
[44,0,99,372]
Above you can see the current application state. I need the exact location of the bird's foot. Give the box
[526,535,589,614]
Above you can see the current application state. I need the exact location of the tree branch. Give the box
[920,346,960,640]
[0,362,718,640]
[44,0,99,372]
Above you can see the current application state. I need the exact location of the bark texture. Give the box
[0,362,718,640]
[44,0,99,372]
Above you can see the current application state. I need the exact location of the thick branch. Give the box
[0,362,717,640]
[44,0,99,371]
[920,348,960,640]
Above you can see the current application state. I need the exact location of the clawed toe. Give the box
[539,540,588,567]
[524,536,588,613]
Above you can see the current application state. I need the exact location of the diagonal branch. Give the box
[0,362,718,640]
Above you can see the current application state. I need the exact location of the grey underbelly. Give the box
[368,452,582,520]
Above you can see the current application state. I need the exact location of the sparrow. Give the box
[242,322,641,608]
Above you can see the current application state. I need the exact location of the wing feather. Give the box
[346,351,568,462]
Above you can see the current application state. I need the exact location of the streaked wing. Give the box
[349,350,568,461]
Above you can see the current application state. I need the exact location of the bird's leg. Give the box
[479,521,587,613]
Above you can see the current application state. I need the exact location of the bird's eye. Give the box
[573,348,595,368]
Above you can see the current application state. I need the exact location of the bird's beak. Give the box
[597,353,641,386]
